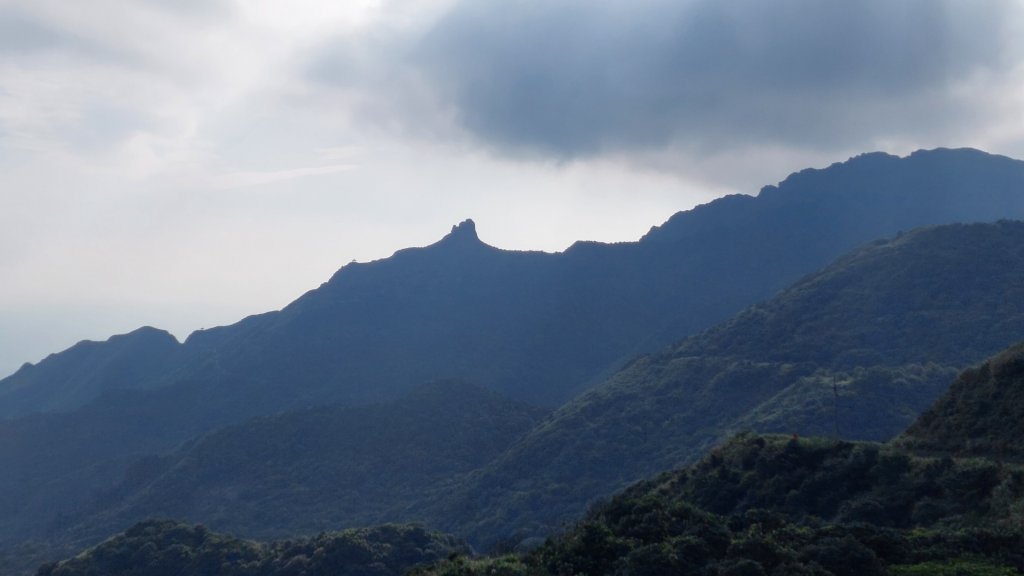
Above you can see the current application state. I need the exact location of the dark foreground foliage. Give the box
[900,342,1024,457]
[416,435,1024,576]
[36,520,468,576]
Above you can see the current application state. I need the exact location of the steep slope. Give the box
[0,327,182,419]
[50,381,545,555]
[4,147,1024,559]
[434,221,1024,546]
[899,343,1024,457]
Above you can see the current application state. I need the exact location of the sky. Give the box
[1,0,1023,376]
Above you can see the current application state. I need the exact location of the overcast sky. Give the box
[1,0,1023,376]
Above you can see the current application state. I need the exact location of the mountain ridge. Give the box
[0,327,182,420]
[6,147,1023,418]
[4,147,1024,569]
[429,220,1024,546]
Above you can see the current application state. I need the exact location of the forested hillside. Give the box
[431,221,1024,547]
[899,342,1024,457]
[418,344,1024,575]
[36,521,468,576]
[4,149,1024,573]
[59,381,546,546]
[421,434,1024,576]
[44,342,1024,576]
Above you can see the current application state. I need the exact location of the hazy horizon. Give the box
[2,0,1023,376]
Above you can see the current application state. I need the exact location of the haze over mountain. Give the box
[0,327,182,421]
[4,147,1023,420]
[9,2,1024,574]
[7,0,1022,384]
[16,219,1024,572]
[2,148,1024,572]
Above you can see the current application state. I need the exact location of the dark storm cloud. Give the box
[316,0,1018,158]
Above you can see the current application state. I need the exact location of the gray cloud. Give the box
[134,0,235,20]
[0,9,66,53]
[0,8,117,57]
[316,0,1020,159]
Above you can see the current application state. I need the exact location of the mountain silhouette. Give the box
[5,148,1023,422]
[432,221,1024,546]
[3,148,1024,566]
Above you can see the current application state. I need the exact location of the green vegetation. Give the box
[37,520,467,576]
[6,152,1024,574]
[683,221,1024,368]
[417,341,1024,575]
[5,149,1024,570]
[429,222,1024,547]
[900,343,1024,457]
[39,348,1024,575]
[416,434,1024,576]
[889,561,1018,576]
[12,222,1024,574]
[59,381,546,547]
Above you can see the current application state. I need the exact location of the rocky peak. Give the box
[430,218,486,252]
[445,219,479,242]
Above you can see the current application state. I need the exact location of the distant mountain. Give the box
[433,221,1024,546]
[57,381,546,546]
[4,147,1024,565]
[6,148,1024,419]
[898,342,1024,457]
[0,327,181,420]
